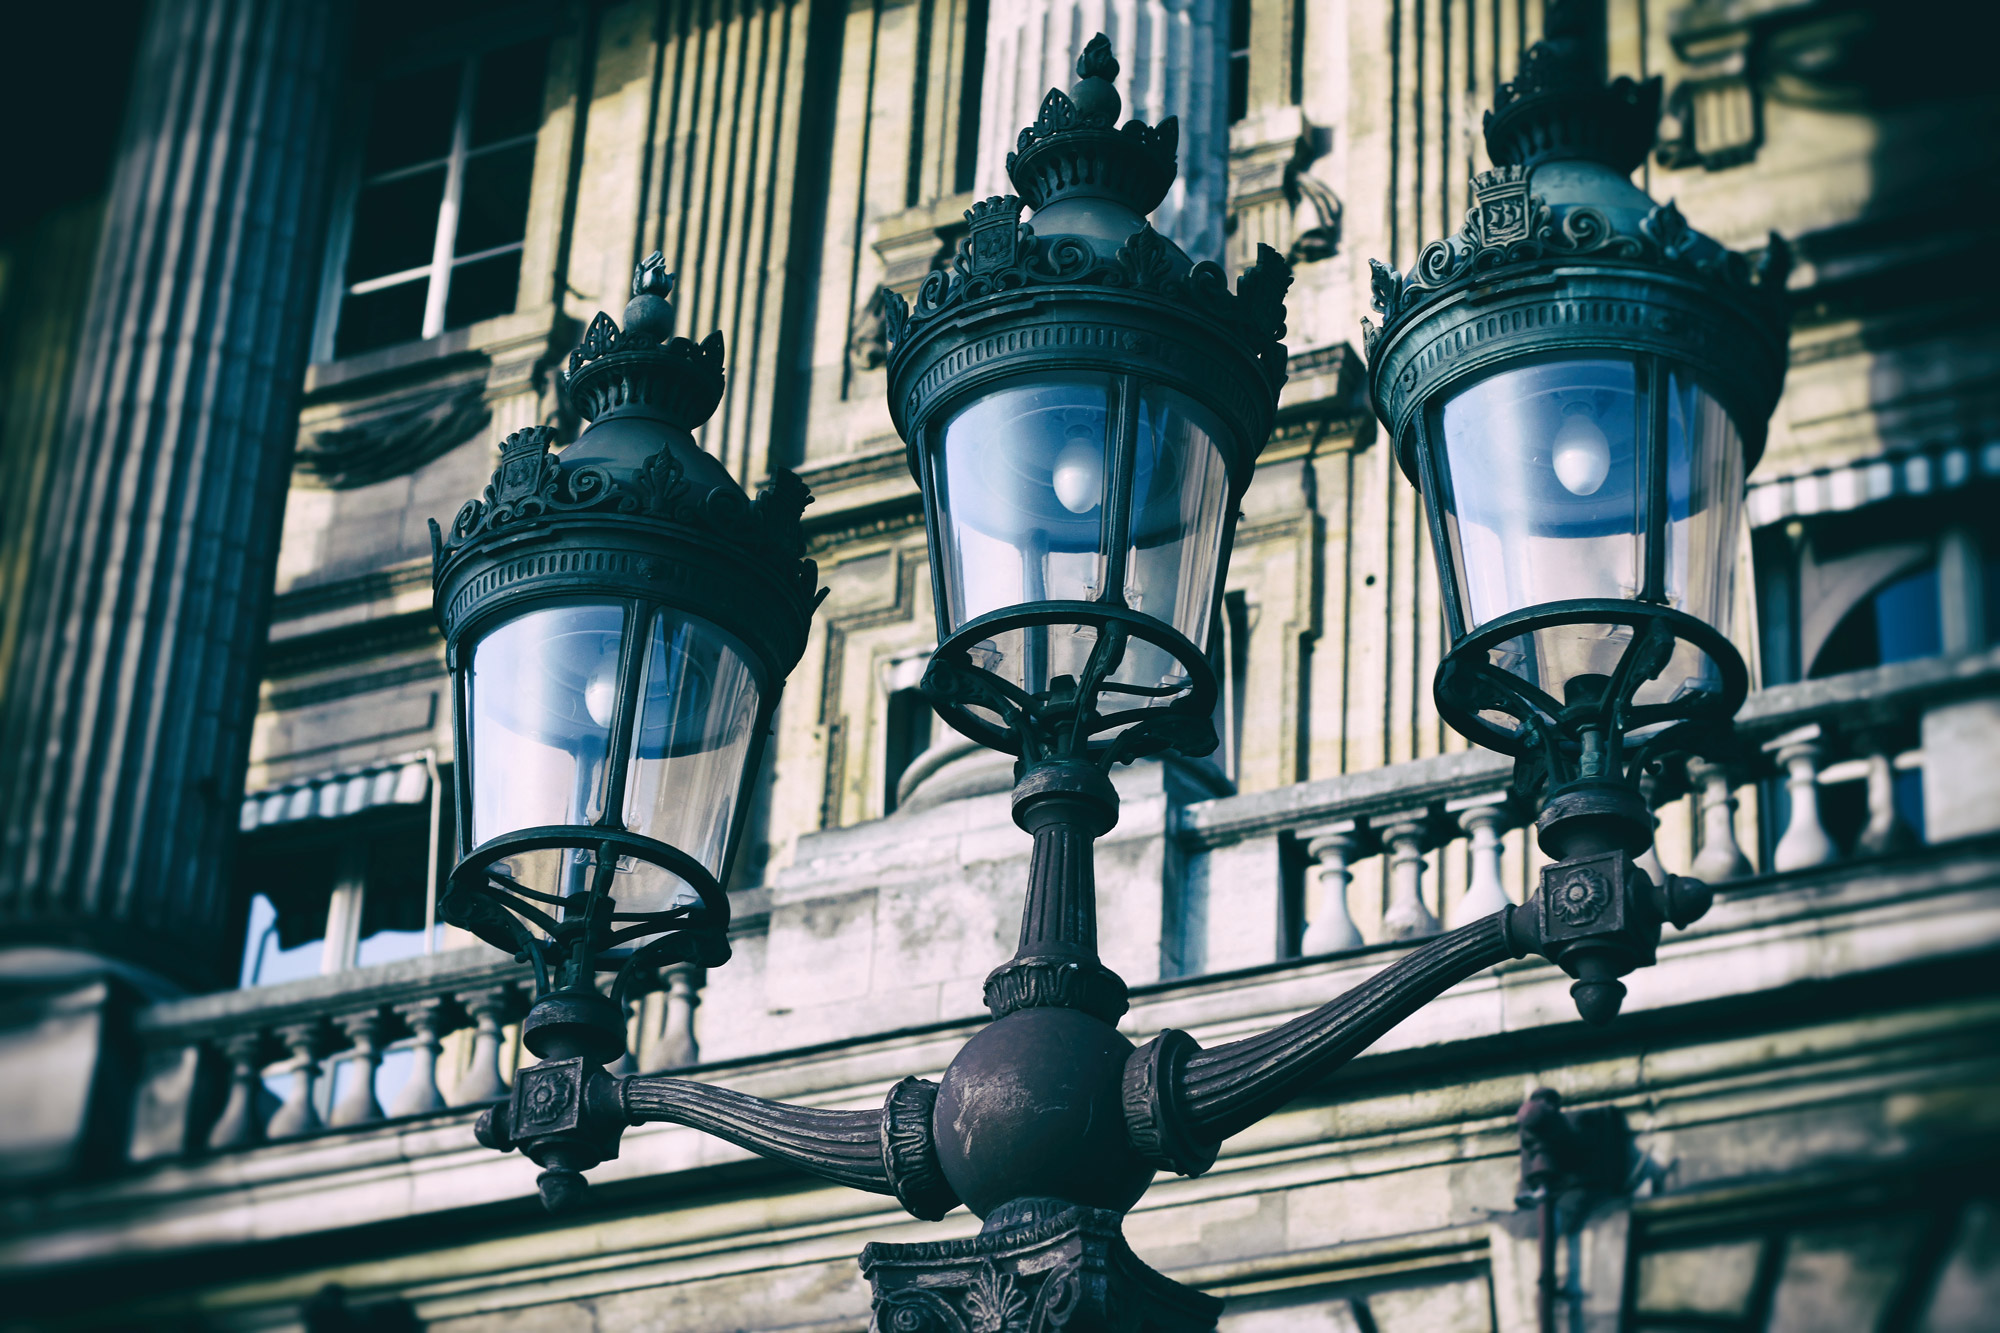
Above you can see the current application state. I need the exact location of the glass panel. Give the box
[1437,358,1648,708]
[335,279,428,359]
[444,250,523,330]
[346,169,445,283]
[1662,367,1745,636]
[468,603,625,856]
[1438,357,1642,628]
[456,142,535,256]
[932,375,1112,693]
[471,39,550,147]
[363,67,458,174]
[1122,384,1231,691]
[618,611,763,916]
[444,250,524,330]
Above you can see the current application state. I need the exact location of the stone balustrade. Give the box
[1180,647,2000,961]
[127,950,707,1162]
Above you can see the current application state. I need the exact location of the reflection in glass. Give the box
[1123,386,1230,679]
[932,377,1233,713]
[1434,357,1746,724]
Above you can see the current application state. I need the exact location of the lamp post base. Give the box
[861,1203,1223,1332]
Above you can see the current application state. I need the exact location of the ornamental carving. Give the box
[429,425,817,593]
[1361,169,1790,363]
[296,382,491,489]
[882,212,1292,386]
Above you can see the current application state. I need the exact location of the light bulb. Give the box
[1551,407,1611,496]
[1052,437,1103,514]
[583,656,619,727]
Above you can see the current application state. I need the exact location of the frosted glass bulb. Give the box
[583,657,619,728]
[1052,438,1103,514]
[1552,410,1611,496]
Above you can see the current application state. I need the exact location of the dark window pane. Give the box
[471,39,550,147]
[346,168,443,282]
[455,142,534,256]
[445,249,522,329]
[336,278,428,358]
[364,66,459,173]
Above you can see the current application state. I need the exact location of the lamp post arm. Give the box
[620,1076,901,1192]
[479,1063,961,1220]
[1124,910,1533,1173]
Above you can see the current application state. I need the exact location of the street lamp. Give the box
[465,29,1780,1332]
[430,254,823,1205]
[1362,0,1790,1023]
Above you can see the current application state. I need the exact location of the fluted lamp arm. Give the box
[1124,848,1714,1178]
[476,1063,959,1219]
[1123,911,1531,1175]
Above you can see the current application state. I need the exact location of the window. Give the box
[234,759,449,987]
[329,39,549,360]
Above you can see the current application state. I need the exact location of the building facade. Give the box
[1,0,1997,1329]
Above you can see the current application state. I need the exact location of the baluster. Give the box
[1452,797,1515,920]
[1687,759,1753,881]
[389,998,447,1117]
[329,1010,386,1127]
[1297,822,1365,953]
[610,976,644,1075]
[1376,813,1441,940]
[1856,739,1917,857]
[1633,769,1670,887]
[1766,726,1837,872]
[265,1022,327,1139]
[206,1031,268,1150]
[452,986,512,1104]
[657,962,705,1069]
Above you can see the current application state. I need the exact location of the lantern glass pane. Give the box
[1663,367,1744,638]
[933,374,1112,630]
[616,610,762,916]
[468,602,624,850]
[1121,385,1231,686]
[1437,357,1643,629]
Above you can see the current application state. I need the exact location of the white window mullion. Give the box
[422,58,477,339]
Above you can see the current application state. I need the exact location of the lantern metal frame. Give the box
[879,39,1292,773]
[1362,9,1790,804]
[430,257,823,1064]
[462,25,1768,1333]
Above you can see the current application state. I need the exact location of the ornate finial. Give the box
[1483,0,1658,174]
[1071,34,1122,122]
[623,252,676,345]
[1005,32,1175,215]
[1076,33,1118,82]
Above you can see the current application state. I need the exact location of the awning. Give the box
[239,753,432,833]
[1747,439,2000,528]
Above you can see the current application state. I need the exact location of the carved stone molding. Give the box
[294,381,491,489]
[1225,106,1340,274]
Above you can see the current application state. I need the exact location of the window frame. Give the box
[311,14,561,365]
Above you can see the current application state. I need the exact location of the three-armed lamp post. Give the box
[447,21,1787,1330]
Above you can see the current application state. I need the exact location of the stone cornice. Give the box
[3,842,1994,1283]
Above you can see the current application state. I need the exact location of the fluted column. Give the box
[0,0,349,987]
[974,2,1230,260]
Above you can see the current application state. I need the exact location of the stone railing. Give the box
[127,949,706,1162]
[1179,648,2000,963]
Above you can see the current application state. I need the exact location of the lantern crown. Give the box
[1004,34,1179,216]
[1481,0,1660,175]
[563,251,727,429]
[1362,10,1793,471]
